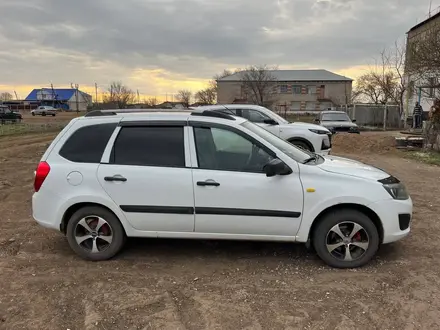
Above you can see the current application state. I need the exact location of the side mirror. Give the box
[352,119,357,123]
[263,119,279,125]
[263,159,292,177]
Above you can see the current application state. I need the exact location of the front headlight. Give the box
[383,183,409,200]
[309,129,329,135]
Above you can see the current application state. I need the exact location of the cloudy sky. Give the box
[0,0,437,100]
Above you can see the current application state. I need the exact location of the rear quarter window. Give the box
[59,123,117,163]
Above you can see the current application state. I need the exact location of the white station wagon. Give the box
[32,109,412,268]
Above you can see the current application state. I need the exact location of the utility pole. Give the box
[74,83,79,113]
[14,91,18,100]
[95,82,98,108]
[51,83,55,108]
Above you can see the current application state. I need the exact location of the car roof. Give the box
[78,109,248,125]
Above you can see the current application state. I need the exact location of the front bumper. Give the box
[368,197,413,244]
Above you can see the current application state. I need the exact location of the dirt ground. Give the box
[1,131,440,330]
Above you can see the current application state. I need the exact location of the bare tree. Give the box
[102,81,135,109]
[0,92,13,101]
[355,72,388,104]
[144,97,158,108]
[195,88,216,105]
[239,65,278,106]
[176,90,192,107]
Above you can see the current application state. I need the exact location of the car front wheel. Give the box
[312,209,379,268]
[289,139,313,151]
[66,206,126,261]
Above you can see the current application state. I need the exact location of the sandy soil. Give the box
[0,131,439,330]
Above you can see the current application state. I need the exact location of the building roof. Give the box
[407,10,440,33]
[25,88,90,101]
[217,69,352,82]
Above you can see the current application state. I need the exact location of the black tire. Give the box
[42,112,46,116]
[312,209,379,268]
[52,113,56,116]
[290,139,312,151]
[66,206,126,261]
[31,112,35,116]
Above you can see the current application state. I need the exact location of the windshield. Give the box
[321,113,350,122]
[241,121,311,163]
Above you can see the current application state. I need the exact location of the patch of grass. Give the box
[404,150,440,166]
[0,123,65,137]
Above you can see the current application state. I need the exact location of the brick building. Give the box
[217,69,353,112]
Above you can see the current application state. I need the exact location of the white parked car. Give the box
[192,104,332,155]
[31,106,57,116]
[32,109,412,268]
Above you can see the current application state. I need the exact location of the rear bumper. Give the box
[32,192,61,231]
[368,197,413,244]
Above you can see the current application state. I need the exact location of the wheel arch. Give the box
[287,137,315,152]
[60,202,126,236]
[308,203,384,244]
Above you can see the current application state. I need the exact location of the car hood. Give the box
[284,121,331,132]
[318,155,389,180]
[321,121,357,128]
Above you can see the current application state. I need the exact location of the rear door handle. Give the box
[104,176,127,182]
[197,180,220,187]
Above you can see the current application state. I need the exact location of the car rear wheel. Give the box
[66,206,126,261]
[312,209,379,268]
[31,112,35,116]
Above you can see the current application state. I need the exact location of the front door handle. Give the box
[104,175,127,182]
[197,180,220,187]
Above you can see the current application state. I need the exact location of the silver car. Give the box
[315,111,359,134]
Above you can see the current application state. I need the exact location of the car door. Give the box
[97,122,195,233]
[189,121,303,237]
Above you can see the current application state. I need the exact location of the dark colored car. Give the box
[0,106,22,124]
[315,111,359,134]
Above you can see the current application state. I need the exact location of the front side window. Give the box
[59,123,117,163]
[242,109,271,123]
[194,126,273,173]
[112,126,185,167]
[241,121,311,163]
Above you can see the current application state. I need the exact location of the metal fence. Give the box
[345,104,402,129]
[0,123,66,137]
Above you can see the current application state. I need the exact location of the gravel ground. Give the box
[0,132,439,330]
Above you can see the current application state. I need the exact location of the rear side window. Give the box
[112,126,185,167]
[59,123,117,163]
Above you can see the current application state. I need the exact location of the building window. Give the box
[291,101,301,111]
[305,102,316,110]
[307,86,317,94]
[292,86,302,94]
[279,85,288,93]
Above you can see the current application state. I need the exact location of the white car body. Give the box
[192,104,332,155]
[32,109,412,268]
[31,106,57,116]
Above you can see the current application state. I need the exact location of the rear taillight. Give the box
[34,161,50,192]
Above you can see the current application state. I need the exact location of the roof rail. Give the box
[190,110,236,120]
[84,108,193,117]
[84,110,117,117]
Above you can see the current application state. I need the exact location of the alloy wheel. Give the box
[74,216,113,253]
[325,221,370,261]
